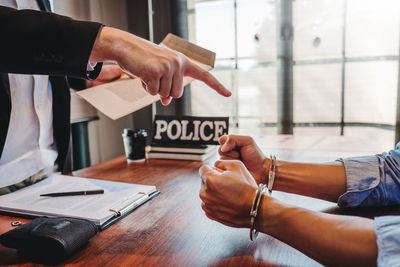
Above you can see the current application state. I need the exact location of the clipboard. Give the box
[0,174,160,230]
[100,190,160,230]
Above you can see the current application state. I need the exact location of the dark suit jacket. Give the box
[0,2,103,173]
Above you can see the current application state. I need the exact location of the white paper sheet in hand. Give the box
[76,78,159,120]
[76,76,195,120]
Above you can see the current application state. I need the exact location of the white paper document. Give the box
[76,78,160,120]
[75,76,196,120]
[0,174,158,227]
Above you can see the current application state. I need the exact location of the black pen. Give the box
[40,189,104,197]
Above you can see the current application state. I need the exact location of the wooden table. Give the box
[0,135,394,266]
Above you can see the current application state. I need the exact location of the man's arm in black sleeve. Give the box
[0,6,102,79]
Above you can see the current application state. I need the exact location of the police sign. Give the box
[151,115,229,146]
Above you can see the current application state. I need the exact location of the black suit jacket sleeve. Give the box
[0,6,103,79]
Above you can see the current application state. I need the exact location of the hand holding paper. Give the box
[90,27,231,105]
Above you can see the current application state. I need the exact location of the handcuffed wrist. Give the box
[249,184,267,241]
[262,155,277,194]
[262,158,270,184]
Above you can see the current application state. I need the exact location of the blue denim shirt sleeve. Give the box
[337,142,400,207]
[375,216,400,267]
[336,144,400,266]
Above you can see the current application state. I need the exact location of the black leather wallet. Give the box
[0,217,98,264]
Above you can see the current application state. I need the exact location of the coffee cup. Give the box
[122,128,147,163]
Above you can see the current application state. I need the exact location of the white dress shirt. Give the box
[0,0,58,187]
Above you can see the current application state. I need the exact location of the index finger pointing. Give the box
[184,61,231,97]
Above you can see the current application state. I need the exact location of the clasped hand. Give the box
[199,135,270,228]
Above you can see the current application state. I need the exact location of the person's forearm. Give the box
[90,26,164,76]
[90,27,127,63]
[258,197,377,267]
[272,160,347,202]
[218,135,348,203]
